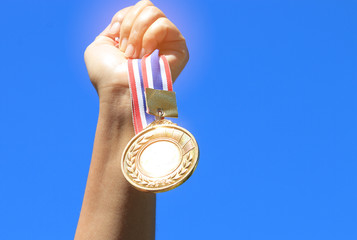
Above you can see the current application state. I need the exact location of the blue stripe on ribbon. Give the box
[137,57,155,125]
[151,49,163,90]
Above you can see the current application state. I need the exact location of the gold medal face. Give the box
[121,119,199,193]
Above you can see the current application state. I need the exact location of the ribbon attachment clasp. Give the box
[145,88,178,118]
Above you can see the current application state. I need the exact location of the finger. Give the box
[159,41,189,82]
[98,6,132,42]
[142,17,188,81]
[125,6,166,58]
[119,0,154,52]
[141,17,185,54]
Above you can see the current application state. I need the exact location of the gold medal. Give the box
[121,119,199,193]
[121,88,199,193]
[124,53,199,192]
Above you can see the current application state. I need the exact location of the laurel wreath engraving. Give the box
[126,134,193,188]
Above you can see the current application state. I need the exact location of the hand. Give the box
[84,0,189,100]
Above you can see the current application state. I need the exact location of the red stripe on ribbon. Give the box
[128,59,143,133]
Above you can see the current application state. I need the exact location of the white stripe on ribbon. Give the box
[132,59,147,127]
[159,57,168,91]
[145,55,154,89]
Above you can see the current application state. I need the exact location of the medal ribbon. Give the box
[127,49,173,134]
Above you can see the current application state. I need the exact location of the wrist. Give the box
[95,86,135,159]
[98,86,132,116]
[97,87,134,139]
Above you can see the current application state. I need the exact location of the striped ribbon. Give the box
[127,49,173,134]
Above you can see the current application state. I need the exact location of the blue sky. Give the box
[1,0,357,239]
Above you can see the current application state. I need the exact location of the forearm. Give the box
[75,88,156,240]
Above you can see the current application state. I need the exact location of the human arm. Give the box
[74,1,189,239]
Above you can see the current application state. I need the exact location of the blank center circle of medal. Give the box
[138,140,182,178]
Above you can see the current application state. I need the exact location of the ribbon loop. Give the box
[127,49,173,134]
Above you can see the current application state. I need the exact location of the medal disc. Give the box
[121,119,199,193]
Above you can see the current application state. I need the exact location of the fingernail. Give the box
[115,37,120,48]
[139,48,146,58]
[120,37,128,51]
[110,22,120,34]
[124,44,135,58]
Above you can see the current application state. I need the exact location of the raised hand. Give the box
[84,0,189,99]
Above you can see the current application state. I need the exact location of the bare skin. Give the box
[75,1,189,239]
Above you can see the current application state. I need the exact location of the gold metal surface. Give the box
[121,119,199,193]
[145,88,178,118]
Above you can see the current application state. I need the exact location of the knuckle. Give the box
[142,6,165,19]
[114,9,127,22]
[120,22,131,34]
[129,30,139,43]
[143,5,158,15]
[116,13,124,22]
[157,17,169,25]
[143,32,155,43]
[113,12,120,22]
[141,0,154,6]
[156,17,170,30]
[136,0,153,8]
